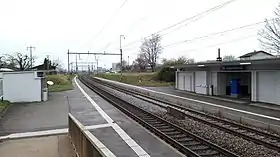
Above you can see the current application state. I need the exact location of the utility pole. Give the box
[67,49,70,73]
[27,46,35,68]
[95,55,99,74]
[120,35,125,77]
[76,54,78,73]
[128,56,129,66]
[46,55,50,71]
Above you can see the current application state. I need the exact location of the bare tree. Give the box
[132,53,148,71]
[223,55,237,61]
[259,4,280,54]
[5,52,33,71]
[140,34,163,72]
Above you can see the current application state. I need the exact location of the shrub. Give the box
[157,67,175,82]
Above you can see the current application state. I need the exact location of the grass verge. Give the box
[95,73,173,87]
[0,100,10,110]
[46,74,75,92]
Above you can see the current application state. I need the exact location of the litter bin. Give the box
[43,88,48,101]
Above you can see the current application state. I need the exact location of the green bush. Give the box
[157,67,175,82]
[46,74,74,92]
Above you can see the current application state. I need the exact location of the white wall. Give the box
[257,71,280,104]
[3,72,42,102]
[178,73,184,90]
[195,71,207,94]
[176,72,195,92]
[211,72,218,95]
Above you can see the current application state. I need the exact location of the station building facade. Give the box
[174,51,280,105]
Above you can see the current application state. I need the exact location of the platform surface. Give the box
[67,78,184,157]
[0,135,75,157]
[146,86,280,119]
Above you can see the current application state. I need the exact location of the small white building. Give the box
[239,50,275,60]
[175,51,280,105]
[0,71,47,102]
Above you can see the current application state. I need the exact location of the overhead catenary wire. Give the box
[84,0,130,49]
[109,18,267,55]
[162,19,275,48]
[122,0,239,48]
[174,34,258,55]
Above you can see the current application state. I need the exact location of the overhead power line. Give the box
[84,0,130,48]
[153,0,238,35]
[162,19,274,48]
[175,34,258,54]
[122,0,238,48]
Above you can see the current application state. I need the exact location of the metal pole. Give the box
[120,35,124,77]
[76,54,78,73]
[67,49,70,73]
[27,46,35,68]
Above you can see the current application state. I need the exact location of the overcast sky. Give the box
[0,0,279,70]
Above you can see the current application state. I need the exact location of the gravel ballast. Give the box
[157,112,280,157]
[95,82,280,157]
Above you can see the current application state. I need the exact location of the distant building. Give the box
[239,50,274,60]
[112,63,117,71]
[112,63,120,72]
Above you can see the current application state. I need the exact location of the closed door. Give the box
[178,74,184,90]
[184,75,191,91]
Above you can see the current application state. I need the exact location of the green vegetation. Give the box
[157,67,176,82]
[0,100,10,109]
[46,74,75,92]
[96,73,172,87]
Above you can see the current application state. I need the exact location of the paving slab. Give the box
[90,127,138,157]
[0,92,70,135]
[0,135,75,157]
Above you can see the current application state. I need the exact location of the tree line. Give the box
[0,52,60,71]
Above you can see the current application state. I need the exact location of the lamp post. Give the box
[120,35,125,78]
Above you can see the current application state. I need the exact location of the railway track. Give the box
[79,76,238,157]
[88,76,280,152]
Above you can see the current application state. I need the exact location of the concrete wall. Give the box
[3,72,42,102]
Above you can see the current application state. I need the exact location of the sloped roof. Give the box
[239,50,274,58]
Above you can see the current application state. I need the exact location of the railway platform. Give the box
[146,86,280,119]
[67,77,184,157]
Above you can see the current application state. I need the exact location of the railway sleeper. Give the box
[182,141,201,146]
[164,131,182,136]
[154,125,171,129]
[197,150,219,157]
[176,137,194,142]
[188,145,210,151]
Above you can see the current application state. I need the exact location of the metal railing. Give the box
[68,113,104,157]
